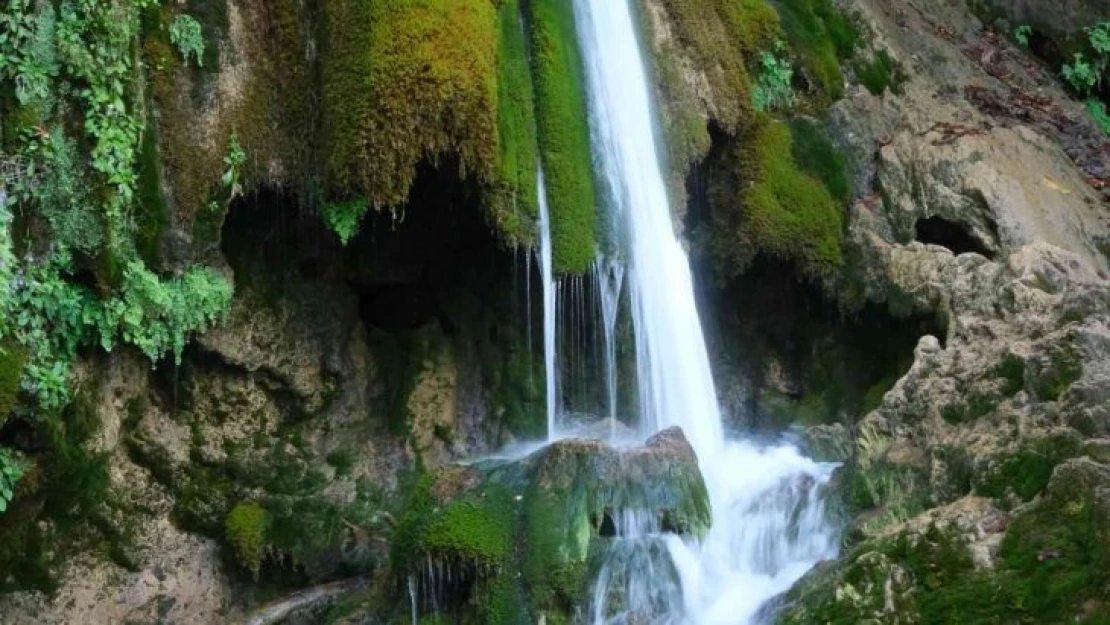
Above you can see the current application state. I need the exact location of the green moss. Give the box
[135,117,170,267]
[366,329,434,438]
[977,434,1082,502]
[0,394,121,592]
[639,0,778,199]
[996,353,1027,396]
[853,49,906,96]
[523,480,590,615]
[225,500,267,579]
[1033,344,1083,401]
[480,572,530,625]
[528,0,598,274]
[788,459,1110,623]
[941,390,997,424]
[322,0,499,205]
[0,341,27,424]
[173,465,234,534]
[325,450,354,478]
[390,474,514,574]
[790,117,850,202]
[488,0,539,245]
[424,491,514,566]
[738,118,843,277]
[773,0,857,100]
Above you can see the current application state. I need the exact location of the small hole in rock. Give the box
[915,216,995,258]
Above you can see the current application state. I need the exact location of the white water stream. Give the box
[565,0,841,622]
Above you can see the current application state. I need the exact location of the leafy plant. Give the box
[1060,22,1109,95]
[1087,98,1110,135]
[1013,25,1032,47]
[0,0,58,106]
[168,14,204,68]
[207,133,247,212]
[0,447,23,513]
[1089,22,1110,55]
[322,197,370,245]
[1062,53,1098,94]
[753,40,796,112]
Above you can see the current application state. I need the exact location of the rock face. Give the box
[767,0,1110,620]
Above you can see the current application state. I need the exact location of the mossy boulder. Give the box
[388,427,710,624]
[781,460,1110,625]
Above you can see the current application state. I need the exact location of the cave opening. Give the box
[914,216,995,258]
[218,160,547,441]
[698,256,946,432]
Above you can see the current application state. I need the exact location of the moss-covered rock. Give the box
[528,0,598,274]
[387,427,710,624]
[323,0,498,208]
[784,460,1110,624]
[638,0,779,198]
[703,116,844,281]
[772,0,857,101]
[225,500,267,579]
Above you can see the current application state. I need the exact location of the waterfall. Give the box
[537,164,559,440]
[569,0,840,622]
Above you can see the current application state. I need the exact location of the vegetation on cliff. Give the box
[528,0,599,273]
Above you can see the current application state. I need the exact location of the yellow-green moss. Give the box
[323,0,499,207]
[528,0,598,274]
[225,500,267,579]
[738,117,843,277]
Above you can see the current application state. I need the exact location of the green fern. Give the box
[1062,53,1098,94]
[169,14,204,68]
[753,41,796,112]
[1088,22,1110,55]
[1013,25,1032,48]
[0,447,24,513]
[323,198,370,246]
[1087,99,1110,136]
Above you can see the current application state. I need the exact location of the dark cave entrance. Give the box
[914,216,995,258]
[218,160,548,442]
[697,256,946,433]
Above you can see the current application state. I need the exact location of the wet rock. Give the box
[387,427,710,624]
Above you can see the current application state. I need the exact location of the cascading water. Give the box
[537,164,559,441]
[569,0,840,622]
[593,257,624,438]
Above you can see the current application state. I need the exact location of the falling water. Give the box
[407,574,417,625]
[593,257,624,438]
[525,245,534,403]
[537,165,559,440]
[570,0,840,622]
